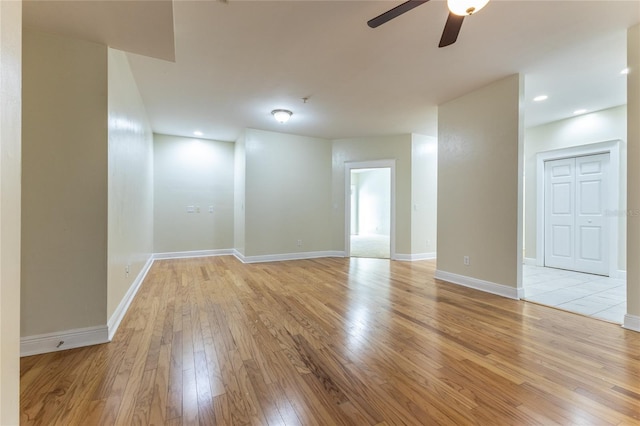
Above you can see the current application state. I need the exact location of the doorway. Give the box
[345,160,395,259]
[524,140,625,324]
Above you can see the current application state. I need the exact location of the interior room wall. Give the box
[411,134,438,257]
[153,133,234,253]
[244,128,332,257]
[234,131,246,255]
[626,23,640,327]
[0,1,22,422]
[332,135,412,255]
[524,106,627,270]
[107,49,154,321]
[21,30,108,337]
[437,74,523,292]
[356,168,391,235]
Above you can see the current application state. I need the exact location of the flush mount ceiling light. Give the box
[447,0,490,16]
[193,130,203,137]
[574,109,587,115]
[533,95,548,102]
[271,109,292,124]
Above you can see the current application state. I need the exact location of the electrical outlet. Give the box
[463,256,470,265]
[297,239,303,247]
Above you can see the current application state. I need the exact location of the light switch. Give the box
[209,206,214,213]
[186,205,195,213]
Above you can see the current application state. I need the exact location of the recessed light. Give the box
[533,95,548,102]
[193,131,203,137]
[620,67,630,75]
[573,109,587,115]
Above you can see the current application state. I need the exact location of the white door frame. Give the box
[345,160,396,260]
[536,140,621,277]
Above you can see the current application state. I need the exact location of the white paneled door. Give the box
[544,153,609,275]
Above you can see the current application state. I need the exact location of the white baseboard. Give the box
[153,248,234,260]
[107,255,155,340]
[233,249,246,263]
[623,314,640,332]
[434,269,523,300]
[612,269,627,280]
[21,325,109,357]
[523,257,537,266]
[395,252,437,261]
[237,250,345,264]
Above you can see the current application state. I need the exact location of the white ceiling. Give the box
[25,1,640,142]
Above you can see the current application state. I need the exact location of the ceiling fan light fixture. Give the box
[271,109,292,124]
[447,0,490,16]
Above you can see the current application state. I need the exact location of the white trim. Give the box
[233,249,247,263]
[153,248,234,260]
[612,270,627,280]
[434,269,523,300]
[237,251,345,264]
[623,314,640,332]
[535,140,621,277]
[345,160,397,260]
[21,325,109,357]
[395,252,437,261]
[523,257,537,266]
[107,255,155,340]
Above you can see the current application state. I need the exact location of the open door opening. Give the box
[348,167,391,259]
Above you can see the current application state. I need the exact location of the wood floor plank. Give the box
[148,344,170,426]
[20,256,640,425]
[182,368,199,426]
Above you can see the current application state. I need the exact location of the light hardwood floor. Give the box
[21,256,640,425]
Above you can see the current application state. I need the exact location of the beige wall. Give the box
[234,131,246,255]
[411,134,438,255]
[22,31,108,336]
[153,133,234,253]
[244,129,332,257]
[437,74,523,288]
[107,49,154,319]
[627,24,640,323]
[524,106,627,269]
[332,135,413,254]
[0,1,21,423]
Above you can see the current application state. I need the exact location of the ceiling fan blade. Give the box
[367,0,431,28]
[439,12,465,47]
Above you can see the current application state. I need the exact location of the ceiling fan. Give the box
[367,0,490,48]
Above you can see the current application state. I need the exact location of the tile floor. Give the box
[523,265,626,324]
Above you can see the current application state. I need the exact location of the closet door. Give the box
[574,153,609,275]
[544,157,575,271]
[544,153,609,275]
